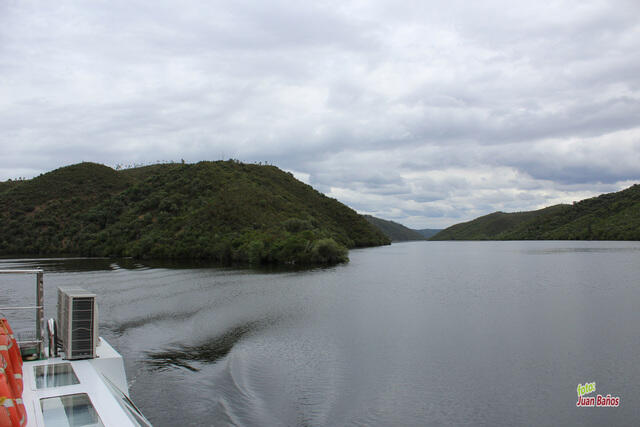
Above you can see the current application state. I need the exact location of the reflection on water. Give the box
[1,240,640,426]
[0,257,139,272]
[523,245,640,254]
[0,257,255,273]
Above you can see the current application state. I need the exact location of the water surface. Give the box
[1,241,639,426]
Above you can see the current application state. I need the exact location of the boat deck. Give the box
[21,339,149,427]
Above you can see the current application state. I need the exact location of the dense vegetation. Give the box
[363,215,426,242]
[431,184,640,240]
[0,161,390,265]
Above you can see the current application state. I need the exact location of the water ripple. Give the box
[143,320,269,372]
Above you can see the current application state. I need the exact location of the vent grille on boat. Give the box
[57,287,98,360]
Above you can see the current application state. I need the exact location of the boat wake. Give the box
[143,319,273,372]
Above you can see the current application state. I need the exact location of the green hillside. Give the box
[0,180,20,194]
[0,161,390,265]
[430,205,568,240]
[431,184,640,240]
[363,215,426,242]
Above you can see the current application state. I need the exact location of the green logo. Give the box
[577,382,596,397]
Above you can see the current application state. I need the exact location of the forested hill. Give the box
[0,161,390,265]
[363,215,426,242]
[431,184,640,240]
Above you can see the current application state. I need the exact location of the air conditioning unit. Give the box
[57,287,98,360]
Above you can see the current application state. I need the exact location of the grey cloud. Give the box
[1,0,639,228]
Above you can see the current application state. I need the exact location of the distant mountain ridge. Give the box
[0,161,390,265]
[415,228,443,239]
[431,184,640,240]
[363,215,426,242]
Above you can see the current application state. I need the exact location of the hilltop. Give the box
[363,215,426,242]
[430,205,568,240]
[0,161,390,265]
[431,184,640,240]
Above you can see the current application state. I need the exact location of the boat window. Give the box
[35,363,80,389]
[40,393,104,427]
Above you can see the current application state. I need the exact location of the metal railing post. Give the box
[36,271,44,359]
[0,269,46,359]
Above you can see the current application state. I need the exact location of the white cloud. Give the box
[1,0,639,228]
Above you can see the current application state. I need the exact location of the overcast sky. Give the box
[2,1,639,228]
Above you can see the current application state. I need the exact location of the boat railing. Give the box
[0,269,45,359]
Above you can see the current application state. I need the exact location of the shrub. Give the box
[310,238,348,264]
[283,218,313,233]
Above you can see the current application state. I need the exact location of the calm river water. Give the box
[1,241,639,426]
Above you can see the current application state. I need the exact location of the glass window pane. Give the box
[35,363,80,389]
[40,393,104,427]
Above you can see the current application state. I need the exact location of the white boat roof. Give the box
[21,338,150,427]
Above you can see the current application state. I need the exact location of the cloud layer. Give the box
[1,0,639,227]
